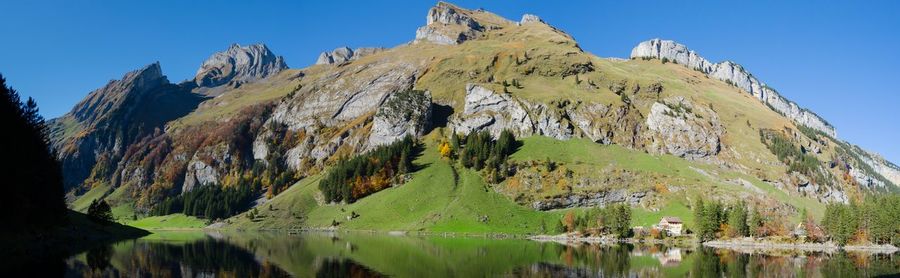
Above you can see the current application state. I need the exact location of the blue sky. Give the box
[2,1,898,163]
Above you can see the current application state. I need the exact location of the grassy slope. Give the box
[226,135,567,234]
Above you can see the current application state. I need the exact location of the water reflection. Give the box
[64,233,291,277]
[51,232,900,277]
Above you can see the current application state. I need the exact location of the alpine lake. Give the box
[47,231,900,277]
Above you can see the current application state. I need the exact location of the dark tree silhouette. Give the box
[0,73,67,232]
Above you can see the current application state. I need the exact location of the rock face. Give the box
[630,39,836,138]
[315,47,385,65]
[367,90,433,148]
[252,58,422,171]
[644,97,724,160]
[449,84,571,139]
[531,190,647,211]
[415,2,484,45]
[449,84,644,146]
[194,43,287,88]
[70,63,168,125]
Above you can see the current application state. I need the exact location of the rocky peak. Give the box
[72,62,169,124]
[630,39,837,138]
[519,14,544,25]
[194,43,288,88]
[315,46,385,65]
[427,2,480,28]
[415,2,485,45]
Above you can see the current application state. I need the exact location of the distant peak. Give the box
[194,43,288,88]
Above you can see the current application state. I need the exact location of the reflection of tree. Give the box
[316,258,384,278]
[821,252,862,278]
[691,247,722,277]
[86,245,112,271]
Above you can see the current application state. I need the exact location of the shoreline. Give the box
[704,239,899,254]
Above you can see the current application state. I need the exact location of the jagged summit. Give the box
[414,2,515,45]
[71,62,169,124]
[194,43,287,89]
[631,39,837,138]
[315,46,385,65]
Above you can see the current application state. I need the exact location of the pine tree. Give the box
[749,209,763,237]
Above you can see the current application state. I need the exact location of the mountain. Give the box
[194,43,288,95]
[52,2,898,230]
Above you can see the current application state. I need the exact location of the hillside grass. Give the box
[70,183,111,212]
[125,214,207,230]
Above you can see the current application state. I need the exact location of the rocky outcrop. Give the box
[367,90,433,148]
[531,190,647,211]
[194,43,287,88]
[415,2,484,45]
[449,84,569,139]
[630,39,836,138]
[644,97,724,160]
[252,59,421,170]
[450,84,644,146]
[315,47,385,65]
[519,14,543,25]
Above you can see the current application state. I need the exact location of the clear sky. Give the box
[2,1,898,163]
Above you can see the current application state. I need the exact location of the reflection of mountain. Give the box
[54,233,900,277]
[316,258,384,278]
[65,235,290,277]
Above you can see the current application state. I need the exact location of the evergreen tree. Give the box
[0,74,67,232]
[727,201,749,237]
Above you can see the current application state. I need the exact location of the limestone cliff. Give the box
[630,39,836,137]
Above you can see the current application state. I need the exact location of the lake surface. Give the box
[56,232,900,277]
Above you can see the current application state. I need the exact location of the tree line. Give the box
[559,203,633,238]
[692,195,900,246]
[693,198,752,241]
[822,195,900,245]
[319,135,416,203]
[0,74,67,232]
[151,179,256,220]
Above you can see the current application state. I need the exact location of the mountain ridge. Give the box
[50,2,897,229]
